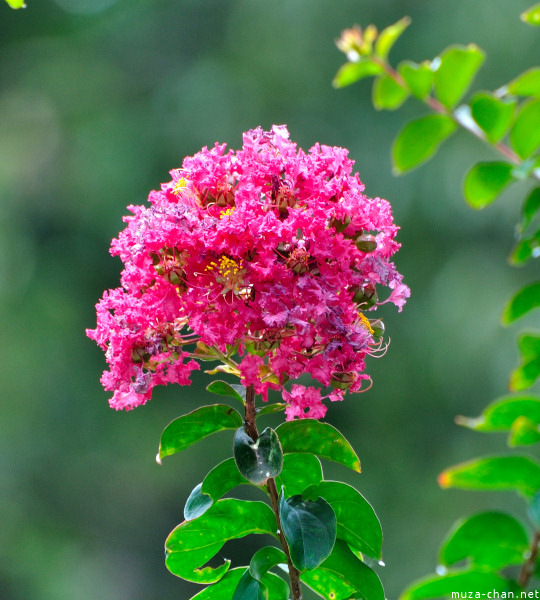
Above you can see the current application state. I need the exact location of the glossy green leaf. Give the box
[510,230,540,265]
[463,161,515,209]
[469,92,516,142]
[332,60,384,88]
[256,402,286,417]
[398,60,434,100]
[249,546,287,581]
[184,483,214,521]
[439,454,540,498]
[232,572,263,600]
[4,0,25,7]
[206,380,245,405]
[301,567,357,600]
[276,420,361,472]
[509,416,540,446]
[434,44,485,109]
[201,458,249,501]
[275,453,323,497]
[510,99,540,158]
[233,427,283,485]
[158,404,242,461]
[400,569,509,600]
[510,333,540,391]
[439,511,528,570]
[456,394,540,433]
[521,3,540,26]
[502,281,540,324]
[392,114,457,173]
[303,481,382,559]
[528,490,540,528]
[374,16,411,60]
[166,499,277,582]
[372,74,410,110]
[190,568,288,600]
[508,67,540,97]
[520,187,540,233]
[279,493,337,571]
[315,540,385,600]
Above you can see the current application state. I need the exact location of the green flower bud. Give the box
[355,234,377,253]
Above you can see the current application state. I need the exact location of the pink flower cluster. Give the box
[87,126,409,417]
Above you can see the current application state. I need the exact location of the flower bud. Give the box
[369,319,385,338]
[355,234,377,253]
[353,283,378,308]
[330,372,354,390]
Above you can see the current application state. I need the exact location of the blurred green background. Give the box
[1,1,539,598]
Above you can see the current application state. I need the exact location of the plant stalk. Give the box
[517,529,540,589]
[244,385,303,600]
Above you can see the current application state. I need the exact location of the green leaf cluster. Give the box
[157,383,385,599]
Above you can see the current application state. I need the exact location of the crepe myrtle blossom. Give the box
[87,125,409,417]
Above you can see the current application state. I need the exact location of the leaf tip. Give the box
[156,452,163,465]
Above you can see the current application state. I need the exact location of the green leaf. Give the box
[400,569,509,600]
[510,230,540,266]
[463,161,515,209]
[509,416,540,446]
[233,427,283,485]
[434,44,485,109]
[374,16,411,61]
[469,92,516,143]
[392,114,457,173]
[301,567,357,600]
[398,60,434,100]
[279,493,337,571]
[510,333,540,391]
[201,458,250,502]
[510,99,540,159]
[4,0,25,7]
[503,281,540,324]
[166,499,277,582]
[184,483,214,521]
[303,481,382,560]
[249,546,287,581]
[439,454,540,498]
[206,380,245,405]
[372,74,410,110]
[508,67,540,97]
[232,569,264,600]
[158,404,242,461]
[521,3,540,26]
[520,187,540,233]
[276,420,361,473]
[257,402,286,417]
[275,453,323,497]
[528,490,540,528]
[313,540,385,600]
[456,394,540,434]
[332,60,384,88]
[190,568,288,600]
[439,511,528,570]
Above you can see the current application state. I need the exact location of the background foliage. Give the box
[1,1,539,599]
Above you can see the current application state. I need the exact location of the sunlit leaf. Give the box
[510,99,540,158]
[508,67,540,97]
[510,333,540,391]
[374,16,411,60]
[469,92,516,142]
[166,499,277,582]
[332,60,384,88]
[233,426,283,485]
[303,481,382,559]
[398,60,434,100]
[276,420,361,472]
[400,569,509,600]
[510,230,540,266]
[4,0,25,8]
[301,567,357,600]
[249,546,287,581]
[201,458,249,501]
[509,416,540,446]
[279,493,337,571]
[502,281,540,324]
[158,404,242,461]
[257,402,286,417]
[439,511,528,570]
[520,187,540,233]
[314,540,385,600]
[190,568,288,600]
[206,380,245,405]
[184,483,214,521]
[275,453,323,497]
[434,44,485,109]
[456,394,540,434]
[372,74,410,110]
[463,161,515,209]
[521,3,540,26]
[439,454,540,498]
[392,114,457,173]
[232,569,264,600]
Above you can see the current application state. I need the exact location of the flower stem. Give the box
[517,530,540,589]
[244,385,303,600]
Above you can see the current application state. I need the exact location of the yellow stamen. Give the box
[358,312,374,334]
[220,207,235,219]
[172,177,188,194]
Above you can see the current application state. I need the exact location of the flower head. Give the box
[87,125,409,416]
